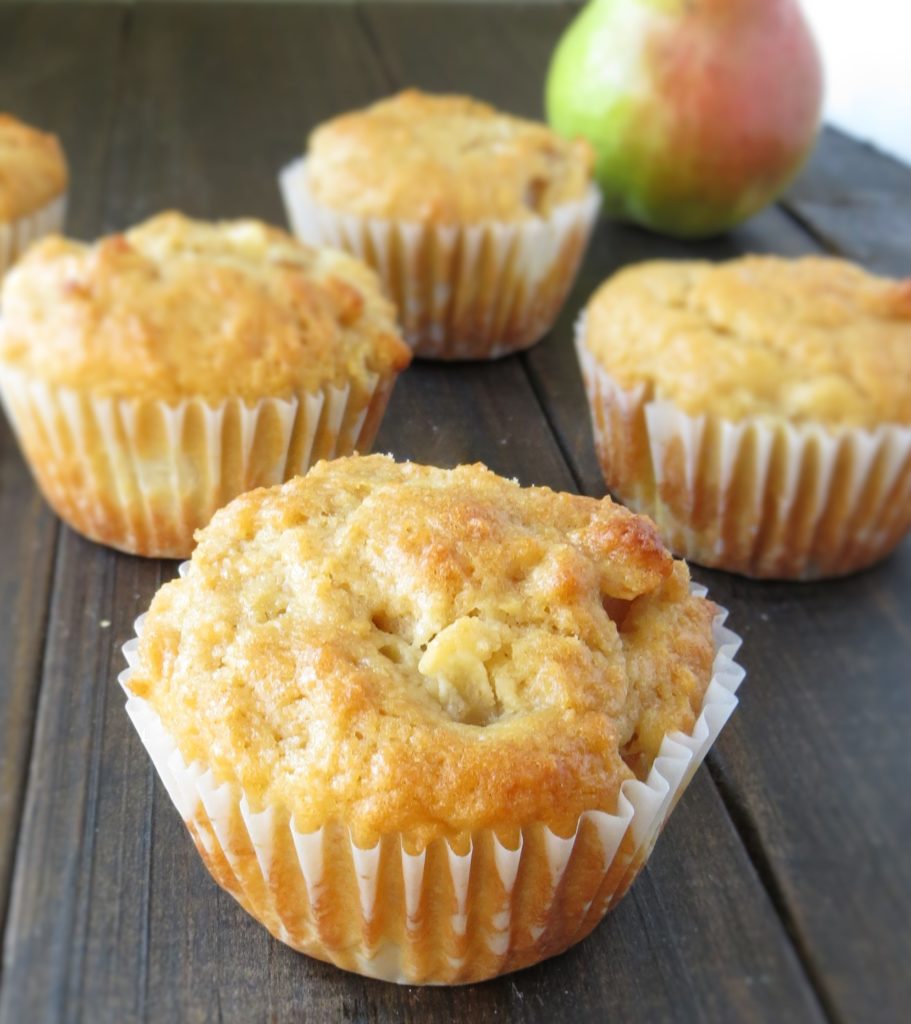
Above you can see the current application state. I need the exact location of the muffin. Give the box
[0,114,68,278]
[280,89,601,360]
[119,455,743,984]
[0,212,410,558]
[577,255,911,579]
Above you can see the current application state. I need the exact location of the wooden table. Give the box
[0,4,908,1022]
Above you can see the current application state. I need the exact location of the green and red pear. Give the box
[546,0,824,238]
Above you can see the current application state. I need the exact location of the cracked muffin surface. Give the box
[0,211,410,400]
[128,455,717,846]
[0,113,67,221]
[583,255,911,428]
[305,89,595,224]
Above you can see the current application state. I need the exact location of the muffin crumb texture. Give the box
[0,211,409,400]
[306,89,595,224]
[130,455,716,847]
[584,255,911,428]
[0,113,68,221]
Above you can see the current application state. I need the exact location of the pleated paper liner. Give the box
[0,366,398,558]
[279,158,601,361]
[575,323,911,579]
[119,572,744,985]
[0,194,67,279]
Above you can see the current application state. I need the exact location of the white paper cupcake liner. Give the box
[119,575,743,985]
[576,320,911,578]
[279,158,601,360]
[0,365,397,558]
[0,193,67,280]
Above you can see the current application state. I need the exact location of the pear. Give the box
[546,0,823,238]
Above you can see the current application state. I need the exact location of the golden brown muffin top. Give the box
[128,455,717,848]
[0,212,410,400]
[0,114,68,222]
[583,256,911,428]
[305,89,595,224]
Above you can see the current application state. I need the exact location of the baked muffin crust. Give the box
[584,256,911,428]
[0,212,410,400]
[0,114,68,221]
[128,455,717,847]
[305,89,595,224]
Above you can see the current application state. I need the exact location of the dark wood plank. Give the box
[0,3,124,241]
[0,538,166,1022]
[785,127,911,274]
[707,130,911,1024]
[360,6,911,1022]
[0,405,57,940]
[101,0,390,229]
[0,0,126,944]
[701,556,911,1024]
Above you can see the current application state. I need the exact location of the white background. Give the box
[802,0,911,164]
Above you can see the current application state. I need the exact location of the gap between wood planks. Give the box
[776,202,847,261]
[0,521,60,950]
[0,0,136,987]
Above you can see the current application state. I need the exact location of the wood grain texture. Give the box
[0,408,57,938]
[0,4,907,1023]
[0,537,167,1022]
[784,127,911,275]
[0,0,126,939]
[708,129,911,1024]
